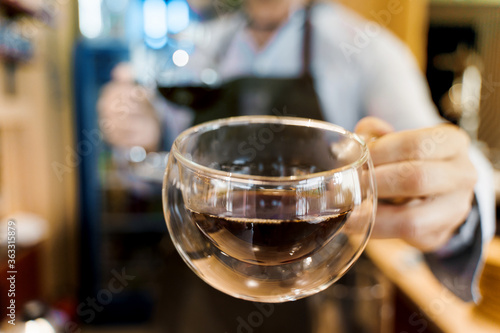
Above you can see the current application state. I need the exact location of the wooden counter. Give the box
[365,239,500,333]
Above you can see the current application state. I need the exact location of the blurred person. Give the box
[97,0,495,331]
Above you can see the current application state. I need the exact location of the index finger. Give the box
[369,124,469,165]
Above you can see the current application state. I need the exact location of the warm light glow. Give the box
[25,319,56,333]
[78,0,103,39]
[461,65,482,113]
[245,279,259,288]
[172,49,189,67]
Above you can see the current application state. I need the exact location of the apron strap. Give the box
[302,0,315,76]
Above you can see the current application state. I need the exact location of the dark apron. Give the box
[156,4,323,333]
[158,2,324,125]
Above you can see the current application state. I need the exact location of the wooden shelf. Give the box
[365,239,500,333]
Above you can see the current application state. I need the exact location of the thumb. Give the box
[354,116,395,142]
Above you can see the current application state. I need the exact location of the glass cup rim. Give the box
[170,116,370,184]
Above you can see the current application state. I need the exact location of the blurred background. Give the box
[0,0,500,332]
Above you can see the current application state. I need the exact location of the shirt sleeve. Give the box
[425,146,496,302]
[361,29,443,130]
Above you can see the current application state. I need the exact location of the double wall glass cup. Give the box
[163,116,376,303]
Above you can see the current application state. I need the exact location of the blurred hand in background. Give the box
[97,63,161,152]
